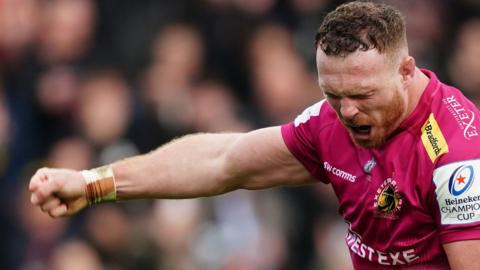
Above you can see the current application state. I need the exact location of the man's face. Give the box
[316,49,407,148]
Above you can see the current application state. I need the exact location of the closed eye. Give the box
[350,94,372,100]
[324,89,376,101]
[325,92,341,100]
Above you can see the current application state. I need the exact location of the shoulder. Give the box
[433,82,480,164]
[293,99,339,130]
[430,80,480,225]
[282,99,347,148]
[419,75,480,179]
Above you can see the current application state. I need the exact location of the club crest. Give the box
[374,178,402,219]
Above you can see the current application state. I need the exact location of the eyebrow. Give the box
[322,86,376,96]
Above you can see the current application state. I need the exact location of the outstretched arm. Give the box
[29,126,315,217]
[114,126,315,199]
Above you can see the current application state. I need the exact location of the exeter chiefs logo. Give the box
[374,178,403,219]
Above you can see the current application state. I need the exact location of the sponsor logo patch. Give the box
[448,165,474,196]
[373,178,403,219]
[346,229,419,266]
[323,161,357,182]
[443,95,479,140]
[434,160,480,225]
[421,113,449,162]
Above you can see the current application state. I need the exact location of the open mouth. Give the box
[349,124,372,135]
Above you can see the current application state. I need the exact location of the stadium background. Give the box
[1,0,479,269]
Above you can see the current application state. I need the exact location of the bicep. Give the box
[444,240,480,269]
[223,126,317,190]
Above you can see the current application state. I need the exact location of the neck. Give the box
[405,68,430,117]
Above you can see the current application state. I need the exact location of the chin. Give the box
[352,134,386,148]
[354,139,378,148]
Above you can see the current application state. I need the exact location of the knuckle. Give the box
[30,174,41,186]
[32,191,42,202]
[39,168,55,182]
[36,189,48,201]
[36,187,45,196]
[38,167,49,175]
[43,171,52,181]
[30,194,38,205]
[29,180,37,191]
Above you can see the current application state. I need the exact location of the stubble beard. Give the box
[353,91,405,148]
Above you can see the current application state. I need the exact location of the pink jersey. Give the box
[281,70,480,269]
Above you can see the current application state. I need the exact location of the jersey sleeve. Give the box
[281,101,328,183]
[432,159,480,244]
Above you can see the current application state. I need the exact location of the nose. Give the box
[339,98,359,120]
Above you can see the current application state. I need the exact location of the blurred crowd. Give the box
[1,0,479,269]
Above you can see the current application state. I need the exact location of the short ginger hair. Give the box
[315,1,406,57]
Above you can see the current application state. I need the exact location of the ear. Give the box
[399,56,416,87]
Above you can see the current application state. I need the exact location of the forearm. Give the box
[112,133,241,200]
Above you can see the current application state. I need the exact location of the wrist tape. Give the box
[81,165,117,205]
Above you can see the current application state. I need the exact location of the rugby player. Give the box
[29,1,480,269]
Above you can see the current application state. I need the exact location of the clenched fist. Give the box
[29,168,88,218]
